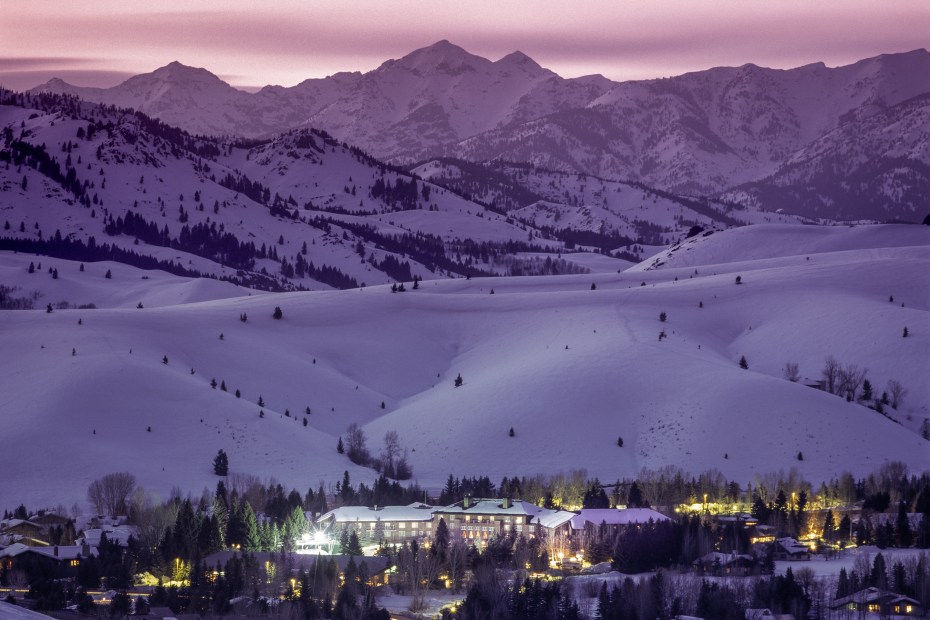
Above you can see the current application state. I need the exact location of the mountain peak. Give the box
[149,61,222,82]
[495,51,548,76]
[385,40,489,74]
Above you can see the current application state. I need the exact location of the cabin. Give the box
[0,519,44,541]
[693,551,757,576]
[0,543,95,578]
[771,537,810,561]
[830,587,923,617]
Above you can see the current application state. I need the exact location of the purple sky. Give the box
[1,0,927,91]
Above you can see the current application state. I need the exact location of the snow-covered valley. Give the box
[1,224,927,510]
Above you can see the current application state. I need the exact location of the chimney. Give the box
[81,544,90,557]
[502,497,511,509]
[463,495,471,509]
[54,546,58,557]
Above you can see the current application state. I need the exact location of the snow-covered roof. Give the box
[533,509,575,530]
[830,586,920,608]
[318,502,437,524]
[775,537,809,554]
[436,498,561,518]
[0,519,41,531]
[0,543,94,560]
[77,524,140,547]
[695,551,754,566]
[570,508,670,530]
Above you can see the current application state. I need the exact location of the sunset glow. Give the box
[1,0,927,90]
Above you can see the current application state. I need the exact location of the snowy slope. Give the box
[1,96,613,292]
[1,224,927,511]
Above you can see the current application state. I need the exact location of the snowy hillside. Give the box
[1,224,927,510]
[1,93,635,292]
[413,159,811,251]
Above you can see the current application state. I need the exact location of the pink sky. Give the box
[1,0,927,91]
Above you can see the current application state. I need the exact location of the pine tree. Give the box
[454,373,463,388]
[213,449,229,476]
[617,436,623,447]
[739,356,748,369]
[903,326,909,338]
[162,355,168,365]
[105,269,112,279]
[509,427,515,437]
[895,501,913,547]
[273,306,283,320]
[659,311,667,322]
[337,437,344,454]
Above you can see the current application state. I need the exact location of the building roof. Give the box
[694,551,755,566]
[435,498,540,517]
[570,508,670,530]
[774,538,809,555]
[0,519,42,532]
[534,509,576,530]
[77,524,140,547]
[434,499,574,530]
[318,502,437,524]
[830,587,920,609]
[0,543,94,561]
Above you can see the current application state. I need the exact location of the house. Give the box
[0,519,45,541]
[771,537,810,561]
[830,587,923,617]
[316,502,438,546]
[0,542,95,578]
[715,513,758,528]
[432,497,575,545]
[693,551,757,576]
[749,525,777,545]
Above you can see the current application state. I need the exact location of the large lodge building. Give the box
[313,496,669,551]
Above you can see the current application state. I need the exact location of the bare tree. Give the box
[822,356,840,394]
[837,364,867,401]
[447,540,468,593]
[397,543,440,612]
[345,423,370,465]
[887,380,908,409]
[783,362,800,382]
[87,472,136,516]
[381,430,401,476]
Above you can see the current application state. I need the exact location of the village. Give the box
[2,483,928,619]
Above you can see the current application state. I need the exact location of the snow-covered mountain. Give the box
[31,41,612,155]
[1,223,927,509]
[431,50,930,208]
[4,92,649,291]
[29,46,930,222]
[4,92,817,292]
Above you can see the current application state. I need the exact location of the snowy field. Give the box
[0,223,927,511]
